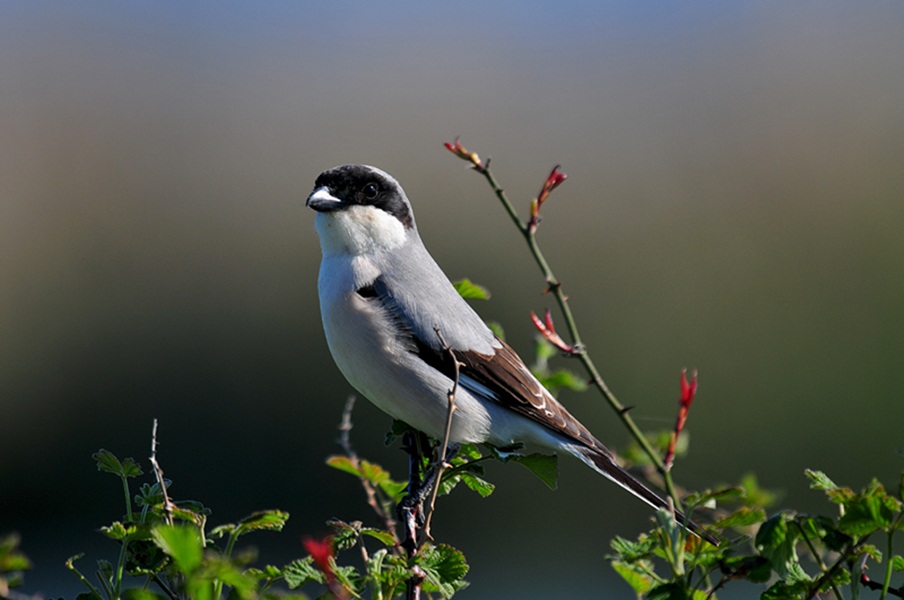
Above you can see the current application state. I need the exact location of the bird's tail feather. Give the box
[574,446,719,546]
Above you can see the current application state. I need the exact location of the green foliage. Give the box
[68,448,304,600]
[607,468,904,599]
[531,337,587,397]
[0,532,31,593]
[451,278,490,300]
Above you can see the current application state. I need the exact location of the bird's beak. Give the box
[306,186,344,212]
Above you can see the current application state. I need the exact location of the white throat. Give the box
[315,204,409,257]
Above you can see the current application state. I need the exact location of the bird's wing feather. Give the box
[361,274,611,456]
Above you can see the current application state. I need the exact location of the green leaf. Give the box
[361,528,396,547]
[283,557,324,588]
[94,449,143,478]
[235,510,289,535]
[151,525,203,573]
[458,472,495,497]
[100,522,131,541]
[756,513,801,580]
[418,544,469,597]
[0,533,31,574]
[609,536,656,562]
[892,555,904,571]
[738,473,778,509]
[535,368,587,395]
[611,559,654,594]
[325,455,360,477]
[327,519,360,551]
[838,481,899,536]
[804,469,837,492]
[452,279,490,300]
[508,453,558,490]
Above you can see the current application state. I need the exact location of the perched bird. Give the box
[306,164,715,544]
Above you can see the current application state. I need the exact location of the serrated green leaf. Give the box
[361,528,396,547]
[456,444,483,461]
[756,513,801,580]
[93,449,123,474]
[151,525,203,573]
[377,478,408,501]
[509,453,558,490]
[858,543,882,562]
[283,557,324,588]
[236,510,289,535]
[611,559,654,594]
[609,536,656,562]
[327,519,359,551]
[838,482,898,536]
[804,469,837,491]
[93,449,143,477]
[892,555,904,571]
[418,544,469,597]
[100,522,131,541]
[208,524,236,539]
[452,279,490,300]
[325,455,360,477]
[458,472,495,497]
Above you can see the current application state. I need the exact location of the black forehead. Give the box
[314,165,413,228]
[314,164,391,190]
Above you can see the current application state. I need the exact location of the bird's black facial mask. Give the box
[308,165,413,229]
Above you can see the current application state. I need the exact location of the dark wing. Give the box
[452,338,612,456]
[357,276,610,456]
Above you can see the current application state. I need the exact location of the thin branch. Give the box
[337,396,399,544]
[794,520,843,600]
[149,419,175,526]
[458,152,683,507]
[423,328,461,539]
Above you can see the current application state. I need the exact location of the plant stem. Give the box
[120,474,133,523]
[795,520,843,600]
[472,163,682,506]
[881,529,894,600]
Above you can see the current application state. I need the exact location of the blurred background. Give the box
[2,2,902,598]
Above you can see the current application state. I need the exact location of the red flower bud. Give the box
[665,369,697,470]
[529,165,567,233]
[530,309,574,354]
[443,137,482,169]
[303,536,336,584]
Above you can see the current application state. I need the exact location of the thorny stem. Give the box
[423,329,461,539]
[338,396,399,544]
[794,520,843,600]
[471,161,683,507]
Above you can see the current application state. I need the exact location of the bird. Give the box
[306,163,716,544]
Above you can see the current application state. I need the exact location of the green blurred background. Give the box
[2,2,902,597]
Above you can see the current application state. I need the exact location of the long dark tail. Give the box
[575,446,720,546]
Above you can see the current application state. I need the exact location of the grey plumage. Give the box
[307,164,717,545]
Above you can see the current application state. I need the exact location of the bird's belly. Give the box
[320,290,493,444]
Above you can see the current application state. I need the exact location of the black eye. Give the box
[362,183,379,200]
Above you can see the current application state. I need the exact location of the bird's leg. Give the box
[397,430,428,557]
[397,434,461,555]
